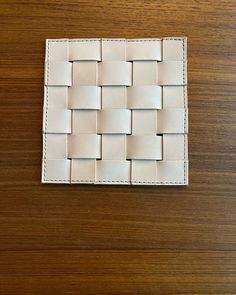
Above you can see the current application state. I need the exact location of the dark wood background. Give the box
[0,1,236,294]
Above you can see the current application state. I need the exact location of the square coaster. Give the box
[42,37,188,185]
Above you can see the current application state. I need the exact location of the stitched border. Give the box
[45,179,188,184]
[43,38,188,185]
[183,38,186,185]
[43,40,50,181]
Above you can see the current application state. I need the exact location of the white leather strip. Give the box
[68,86,101,109]
[68,134,101,159]
[71,159,95,183]
[43,109,71,133]
[42,159,70,183]
[163,38,186,61]
[102,135,126,160]
[98,61,132,86]
[73,61,98,86]
[72,110,97,134]
[69,40,101,61]
[97,109,131,134]
[45,87,68,109]
[156,108,188,134]
[156,160,188,184]
[131,160,157,184]
[132,61,157,85]
[46,39,69,61]
[163,86,187,108]
[127,135,162,160]
[42,37,188,185]
[102,86,127,109]
[95,160,130,184]
[102,39,126,61]
[45,61,72,86]
[43,134,67,159]
[127,86,162,109]
[132,110,157,135]
[163,134,187,160]
[157,61,187,85]
[126,40,162,61]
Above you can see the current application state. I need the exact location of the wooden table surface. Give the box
[0,1,236,294]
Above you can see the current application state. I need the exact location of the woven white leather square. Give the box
[42,38,188,185]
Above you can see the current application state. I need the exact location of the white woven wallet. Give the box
[42,38,188,185]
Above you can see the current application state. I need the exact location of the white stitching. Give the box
[43,40,50,181]
[46,180,187,184]
[46,37,185,43]
[183,38,186,184]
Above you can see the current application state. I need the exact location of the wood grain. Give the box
[0,0,236,294]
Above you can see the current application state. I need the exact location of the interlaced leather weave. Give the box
[42,38,188,185]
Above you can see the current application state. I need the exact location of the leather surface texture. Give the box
[42,37,188,185]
